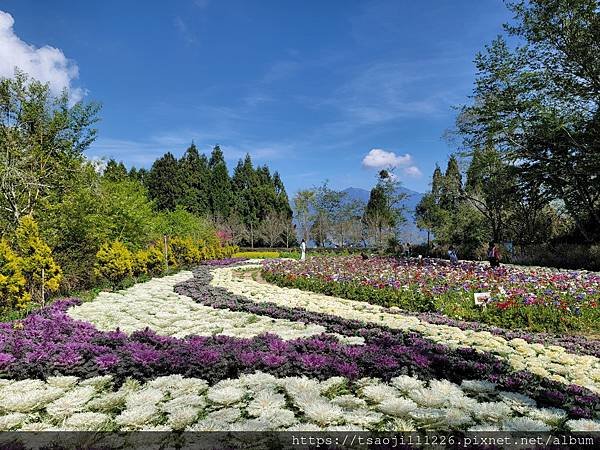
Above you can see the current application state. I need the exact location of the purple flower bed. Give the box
[175,267,599,419]
[0,294,597,419]
[201,257,248,267]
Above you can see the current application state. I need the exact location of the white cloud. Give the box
[362,148,412,169]
[403,166,422,177]
[0,10,83,102]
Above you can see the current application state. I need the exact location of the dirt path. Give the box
[234,268,268,284]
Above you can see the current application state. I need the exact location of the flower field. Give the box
[262,256,600,334]
[0,260,598,432]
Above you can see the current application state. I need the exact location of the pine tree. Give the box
[431,164,444,202]
[231,154,259,243]
[147,152,182,211]
[179,142,210,216]
[363,185,392,248]
[440,155,462,209]
[208,145,233,219]
[273,171,292,218]
[103,159,128,182]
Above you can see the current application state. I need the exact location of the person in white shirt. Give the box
[300,239,306,261]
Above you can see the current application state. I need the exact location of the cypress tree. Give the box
[431,164,444,201]
[273,171,292,218]
[147,152,182,211]
[179,142,210,216]
[104,159,128,182]
[440,155,462,209]
[208,145,233,219]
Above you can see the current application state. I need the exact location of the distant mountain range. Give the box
[342,186,427,243]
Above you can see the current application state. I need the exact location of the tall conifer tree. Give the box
[208,145,233,219]
[147,152,182,211]
[179,142,210,216]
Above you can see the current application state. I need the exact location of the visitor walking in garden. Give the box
[405,243,411,258]
[300,239,306,261]
[448,245,458,264]
[487,241,500,268]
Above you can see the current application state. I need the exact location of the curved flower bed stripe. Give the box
[3,372,597,432]
[67,271,331,341]
[177,267,600,420]
[211,266,600,394]
[262,257,600,334]
[266,272,600,358]
[201,258,248,267]
[0,292,596,419]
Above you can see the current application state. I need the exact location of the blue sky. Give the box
[0,0,512,195]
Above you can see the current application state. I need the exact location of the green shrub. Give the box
[233,251,280,259]
[279,251,300,259]
[94,241,133,287]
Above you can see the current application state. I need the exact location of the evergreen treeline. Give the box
[105,144,295,248]
[0,70,294,311]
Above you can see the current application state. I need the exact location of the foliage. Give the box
[170,237,201,266]
[0,240,30,309]
[293,190,315,243]
[155,207,216,244]
[230,153,294,247]
[131,249,150,276]
[233,251,280,259]
[38,168,158,289]
[363,171,407,249]
[178,142,210,216]
[147,152,182,212]
[15,215,62,301]
[456,0,600,242]
[208,145,234,219]
[0,70,100,230]
[94,241,133,287]
[144,245,166,275]
[103,159,128,182]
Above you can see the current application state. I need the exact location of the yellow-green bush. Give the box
[15,216,62,301]
[94,241,133,286]
[146,245,166,274]
[233,251,280,259]
[199,242,215,261]
[132,249,150,276]
[170,237,201,266]
[0,240,31,309]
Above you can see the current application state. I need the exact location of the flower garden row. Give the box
[262,256,600,334]
[210,266,600,397]
[0,260,598,431]
[4,372,594,432]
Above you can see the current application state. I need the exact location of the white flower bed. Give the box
[211,266,600,393]
[67,271,329,341]
[1,372,594,432]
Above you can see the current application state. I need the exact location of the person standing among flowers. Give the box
[487,241,500,268]
[448,245,458,264]
[300,239,306,261]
